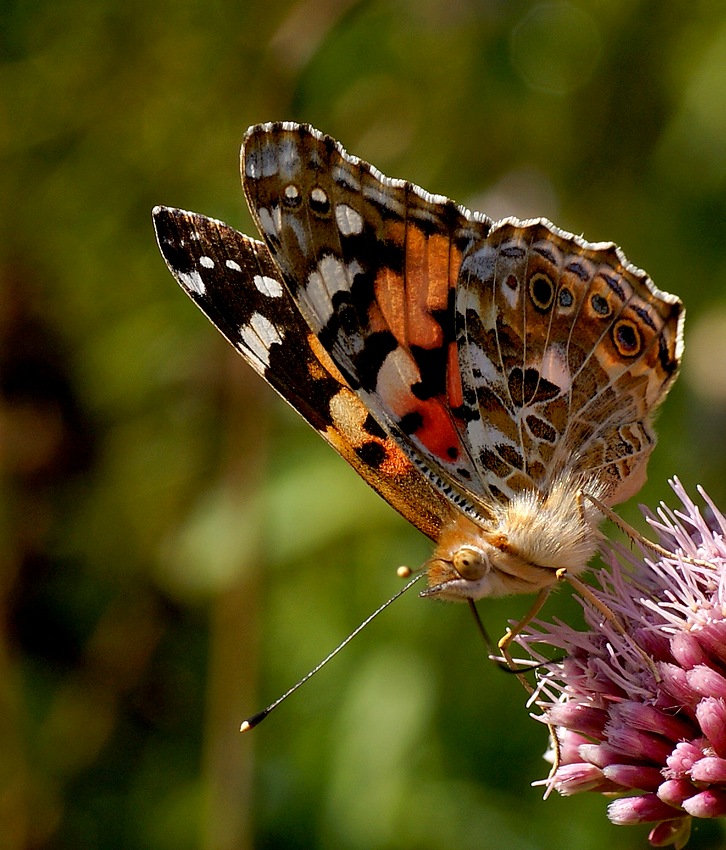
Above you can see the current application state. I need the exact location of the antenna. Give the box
[240,571,423,732]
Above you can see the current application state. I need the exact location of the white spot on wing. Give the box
[461,247,496,281]
[179,270,206,295]
[470,424,518,450]
[335,203,363,236]
[258,205,281,237]
[254,274,284,298]
[539,345,570,391]
[318,254,350,294]
[286,215,309,252]
[239,313,283,367]
[226,260,242,272]
[333,164,360,191]
[311,187,328,205]
[467,345,502,387]
[362,182,404,215]
[502,278,519,309]
[375,348,421,403]
[277,138,301,181]
[245,143,279,179]
[200,255,215,269]
[303,255,352,330]
[304,271,334,330]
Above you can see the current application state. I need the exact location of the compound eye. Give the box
[452,547,489,581]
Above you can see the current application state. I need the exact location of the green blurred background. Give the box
[3,1,726,848]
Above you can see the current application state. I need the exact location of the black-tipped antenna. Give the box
[240,571,423,732]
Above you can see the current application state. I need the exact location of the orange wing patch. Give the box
[325,385,453,540]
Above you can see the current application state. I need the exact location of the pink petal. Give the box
[557,729,592,765]
[603,763,664,791]
[552,762,610,795]
[559,656,625,698]
[696,697,726,757]
[606,726,674,764]
[686,665,726,700]
[690,755,726,782]
[658,663,699,709]
[634,628,673,664]
[666,740,705,775]
[671,631,708,669]
[609,701,695,742]
[693,621,726,668]
[682,787,726,818]
[578,743,630,768]
[546,703,608,738]
[608,794,683,825]
[658,778,698,807]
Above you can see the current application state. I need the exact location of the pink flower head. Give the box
[517,479,726,849]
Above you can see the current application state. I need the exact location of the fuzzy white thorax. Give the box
[424,472,608,601]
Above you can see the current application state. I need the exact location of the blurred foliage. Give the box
[2,1,726,848]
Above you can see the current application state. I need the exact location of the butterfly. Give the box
[153,121,684,616]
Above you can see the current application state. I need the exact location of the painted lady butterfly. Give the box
[153,122,683,614]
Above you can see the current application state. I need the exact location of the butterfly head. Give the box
[421,520,554,600]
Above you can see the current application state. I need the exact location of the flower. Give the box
[516,479,726,849]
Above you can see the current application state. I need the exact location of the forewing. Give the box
[242,123,493,519]
[152,206,453,540]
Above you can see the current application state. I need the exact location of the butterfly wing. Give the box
[152,206,453,540]
[242,123,496,521]
[156,124,684,549]
[456,219,684,505]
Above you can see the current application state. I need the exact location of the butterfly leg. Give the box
[497,587,552,669]
[564,571,661,682]
[495,588,562,780]
[496,588,555,698]
[584,493,713,569]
